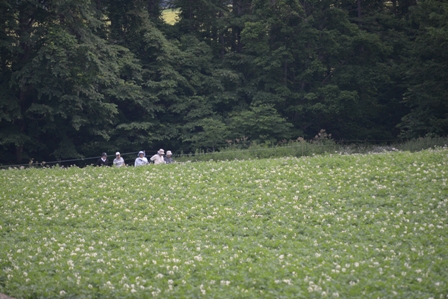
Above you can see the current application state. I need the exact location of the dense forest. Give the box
[1,0,447,164]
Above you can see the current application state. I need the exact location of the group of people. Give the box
[96,149,174,167]
[134,149,174,166]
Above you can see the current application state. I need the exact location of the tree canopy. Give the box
[0,0,446,164]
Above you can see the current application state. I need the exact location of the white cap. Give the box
[138,151,145,156]
[116,152,120,155]
[166,151,172,156]
[158,149,165,155]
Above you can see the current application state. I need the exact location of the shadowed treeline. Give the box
[1,0,447,165]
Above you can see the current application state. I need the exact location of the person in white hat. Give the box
[150,149,165,165]
[113,152,125,167]
[165,150,174,164]
[135,151,149,166]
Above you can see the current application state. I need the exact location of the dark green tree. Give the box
[0,0,142,163]
[107,0,232,153]
[2,0,441,164]
[229,103,293,143]
[238,0,405,140]
[399,0,448,138]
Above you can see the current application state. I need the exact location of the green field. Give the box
[1,149,447,298]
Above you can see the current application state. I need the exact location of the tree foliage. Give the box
[399,0,448,138]
[0,0,446,164]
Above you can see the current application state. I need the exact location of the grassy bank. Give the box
[174,136,448,163]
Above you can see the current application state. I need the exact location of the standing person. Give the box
[135,151,149,166]
[113,152,125,167]
[165,150,174,164]
[150,149,165,165]
[96,152,109,166]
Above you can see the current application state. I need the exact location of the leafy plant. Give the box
[1,149,447,298]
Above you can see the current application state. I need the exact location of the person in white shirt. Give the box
[113,152,125,167]
[135,151,149,166]
[150,149,165,165]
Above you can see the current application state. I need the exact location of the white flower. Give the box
[200,284,206,295]
[220,280,230,286]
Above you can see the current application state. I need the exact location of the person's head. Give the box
[115,152,120,158]
[166,150,172,157]
[102,152,107,158]
[158,149,165,156]
[138,151,145,158]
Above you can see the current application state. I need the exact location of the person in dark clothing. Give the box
[96,152,109,166]
[165,150,174,164]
